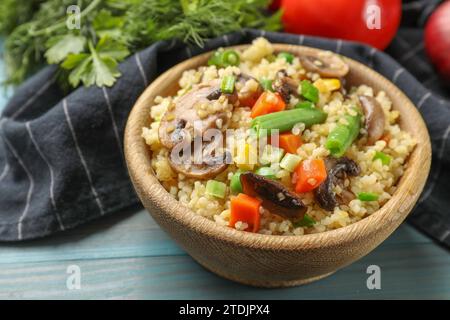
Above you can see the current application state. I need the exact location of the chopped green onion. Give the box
[299,80,319,103]
[230,171,243,193]
[222,50,240,66]
[278,52,294,64]
[280,153,302,172]
[373,151,391,165]
[206,180,227,199]
[208,49,240,68]
[357,192,379,201]
[260,78,274,92]
[294,214,316,227]
[325,113,361,157]
[255,167,277,179]
[221,75,235,94]
[252,108,328,136]
[295,101,315,109]
[259,145,285,165]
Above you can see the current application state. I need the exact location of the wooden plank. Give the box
[0,208,432,265]
[0,241,448,299]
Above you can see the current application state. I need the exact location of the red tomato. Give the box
[281,0,401,50]
[425,1,450,84]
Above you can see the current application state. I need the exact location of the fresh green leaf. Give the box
[45,35,86,64]
[96,36,129,61]
[3,0,281,88]
[93,9,125,38]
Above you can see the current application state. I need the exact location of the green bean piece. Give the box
[325,125,351,157]
[251,108,328,135]
[221,75,235,94]
[325,113,361,157]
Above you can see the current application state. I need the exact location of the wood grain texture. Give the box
[124,44,432,287]
[0,208,447,299]
[0,209,448,299]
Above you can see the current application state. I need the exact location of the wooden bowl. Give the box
[124,44,431,287]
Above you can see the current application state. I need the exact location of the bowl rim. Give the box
[125,43,431,251]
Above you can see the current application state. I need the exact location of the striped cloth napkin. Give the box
[0,1,448,247]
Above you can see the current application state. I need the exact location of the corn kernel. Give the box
[313,78,341,93]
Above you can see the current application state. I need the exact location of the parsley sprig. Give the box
[1,0,281,88]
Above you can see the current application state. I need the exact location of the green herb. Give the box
[208,49,240,68]
[294,214,316,228]
[357,192,379,202]
[206,180,227,199]
[299,80,319,103]
[1,0,281,88]
[230,171,244,193]
[259,145,285,165]
[373,151,391,166]
[260,78,274,92]
[277,52,294,64]
[279,153,301,172]
[221,75,235,94]
[255,167,277,179]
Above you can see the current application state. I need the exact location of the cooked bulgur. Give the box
[142,38,416,236]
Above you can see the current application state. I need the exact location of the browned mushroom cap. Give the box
[240,172,307,219]
[168,151,229,179]
[314,157,360,211]
[358,95,385,145]
[159,82,232,149]
[272,69,300,102]
[168,136,230,179]
[299,52,349,78]
[235,74,263,107]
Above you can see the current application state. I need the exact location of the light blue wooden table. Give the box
[0,40,449,300]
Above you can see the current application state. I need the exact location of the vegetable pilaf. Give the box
[142,38,416,235]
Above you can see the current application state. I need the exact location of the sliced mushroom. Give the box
[169,151,229,179]
[159,81,233,149]
[314,157,360,211]
[240,172,307,219]
[358,95,385,145]
[300,52,349,78]
[236,74,263,107]
[272,69,300,102]
[168,135,230,179]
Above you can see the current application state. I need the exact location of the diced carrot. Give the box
[250,91,286,118]
[293,159,327,193]
[277,133,303,154]
[229,193,262,233]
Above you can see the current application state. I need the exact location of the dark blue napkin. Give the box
[0,2,449,247]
